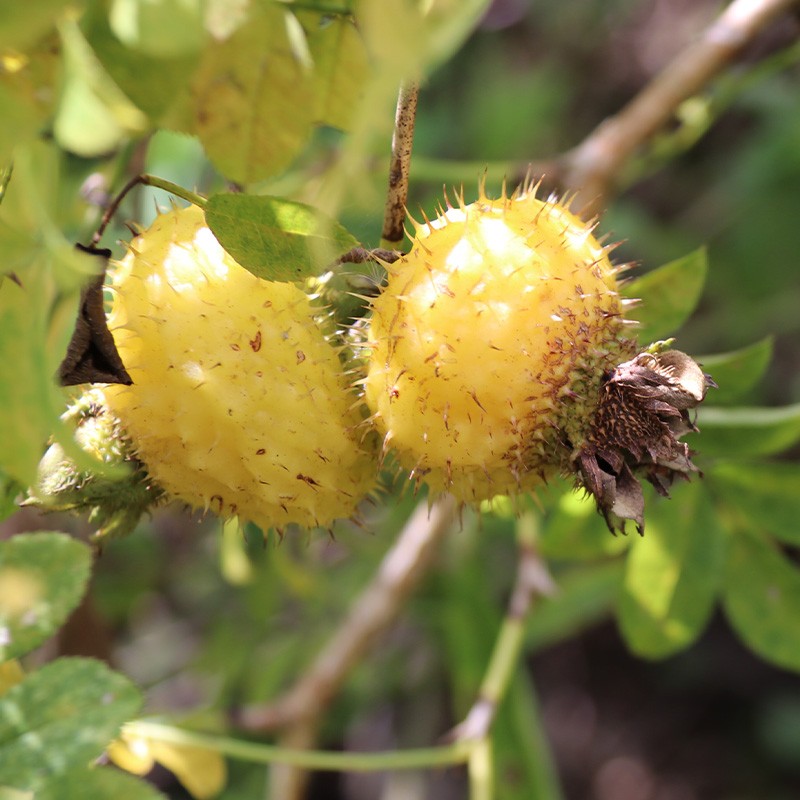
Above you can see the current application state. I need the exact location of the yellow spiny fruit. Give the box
[364,183,634,503]
[102,204,376,531]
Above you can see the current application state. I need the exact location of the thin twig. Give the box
[90,174,206,247]
[447,514,556,743]
[561,0,798,214]
[234,494,458,733]
[381,81,420,248]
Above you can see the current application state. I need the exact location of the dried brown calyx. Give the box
[575,348,715,534]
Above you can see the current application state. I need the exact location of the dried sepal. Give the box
[575,348,715,534]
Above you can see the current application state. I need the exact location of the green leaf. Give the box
[0,278,74,485]
[689,403,800,458]
[617,482,726,659]
[191,3,317,183]
[0,532,92,661]
[723,532,800,673]
[0,220,37,277]
[710,461,800,546]
[37,766,167,800]
[205,193,359,281]
[0,473,22,522]
[0,658,141,791]
[698,337,773,404]
[624,247,707,343]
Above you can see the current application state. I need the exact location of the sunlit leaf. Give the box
[723,532,800,673]
[689,403,800,458]
[618,482,726,659]
[37,765,166,800]
[54,17,148,157]
[698,337,773,404]
[359,0,491,75]
[624,248,707,343]
[205,193,358,281]
[191,3,316,183]
[710,461,800,546]
[109,0,205,58]
[0,658,140,791]
[0,532,92,661]
[82,4,197,124]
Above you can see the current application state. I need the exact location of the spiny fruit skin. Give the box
[102,204,376,531]
[364,185,634,502]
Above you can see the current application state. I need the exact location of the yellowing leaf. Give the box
[191,3,316,183]
[301,13,368,130]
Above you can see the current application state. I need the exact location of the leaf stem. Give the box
[90,174,206,247]
[125,720,474,772]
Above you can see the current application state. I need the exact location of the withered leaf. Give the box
[58,244,132,386]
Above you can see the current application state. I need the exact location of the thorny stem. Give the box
[560,0,799,214]
[381,81,419,249]
[448,513,556,743]
[89,174,206,247]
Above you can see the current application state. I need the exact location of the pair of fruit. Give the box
[35,187,709,536]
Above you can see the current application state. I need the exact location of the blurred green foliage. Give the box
[1,1,800,799]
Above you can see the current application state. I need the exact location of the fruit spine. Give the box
[99,204,376,532]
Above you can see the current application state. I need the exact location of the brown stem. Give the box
[561,0,798,215]
[381,81,420,248]
[234,494,458,733]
